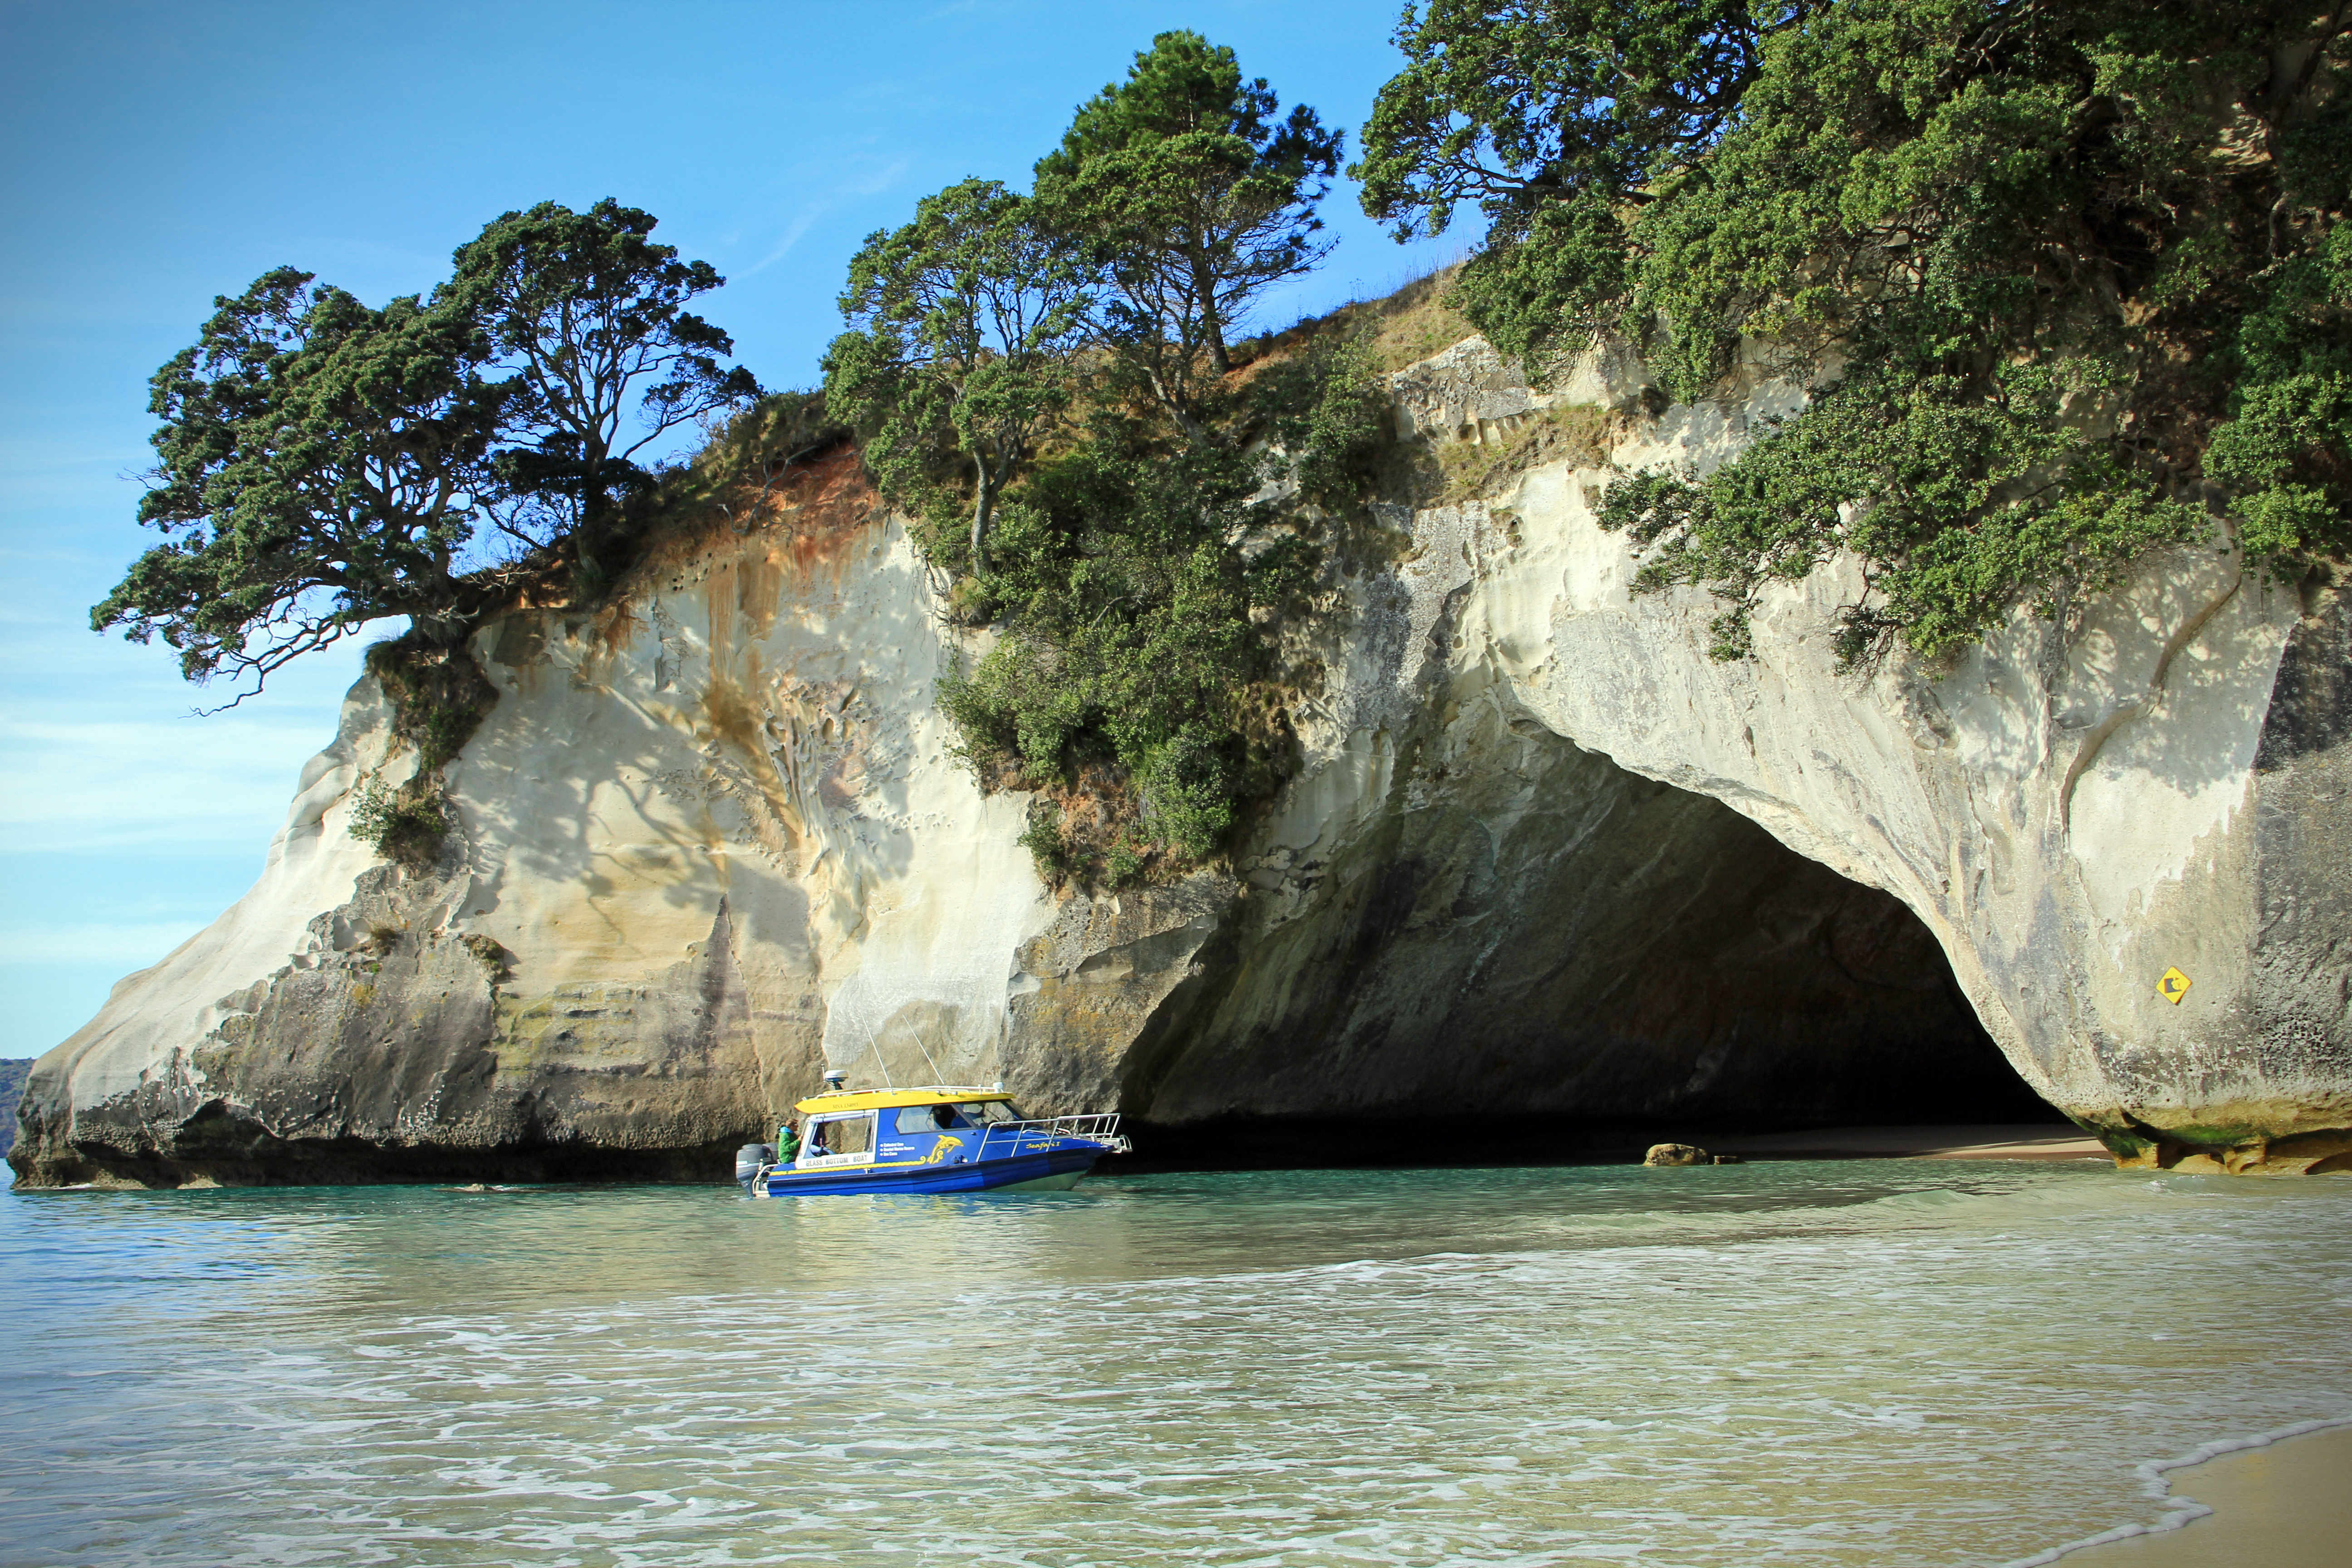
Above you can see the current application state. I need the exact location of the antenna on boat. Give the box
[839,978,950,1092]
[909,1032,948,1089]
[851,988,897,1091]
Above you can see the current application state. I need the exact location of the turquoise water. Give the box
[2,1161,2348,1567]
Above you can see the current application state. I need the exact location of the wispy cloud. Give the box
[0,606,378,856]
[743,158,912,278]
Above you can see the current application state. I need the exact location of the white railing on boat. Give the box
[979,1113,1129,1152]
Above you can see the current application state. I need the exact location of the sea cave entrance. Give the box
[1111,735,2064,1169]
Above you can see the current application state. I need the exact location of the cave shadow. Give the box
[1116,726,2072,1172]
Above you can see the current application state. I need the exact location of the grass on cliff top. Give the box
[1230,260,1476,377]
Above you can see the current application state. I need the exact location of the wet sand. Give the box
[1708,1123,2107,1162]
[2045,1423,2352,1566]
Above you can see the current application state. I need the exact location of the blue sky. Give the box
[0,0,1470,1059]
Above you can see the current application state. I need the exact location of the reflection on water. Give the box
[3,1162,2348,1566]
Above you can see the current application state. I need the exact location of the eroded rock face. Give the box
[15,337,2346,1186]
[1365,338,2352,1174]
[13,452,1019,1185]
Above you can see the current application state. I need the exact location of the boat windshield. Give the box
[889,1102,1025,1134]
[806,1112,874,1156]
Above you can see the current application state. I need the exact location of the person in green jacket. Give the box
[776,1120,801,1166]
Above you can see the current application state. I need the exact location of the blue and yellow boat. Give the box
[737,1084,1129,1196]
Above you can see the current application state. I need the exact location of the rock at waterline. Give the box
[0,1058,30,1158]
[1645,1143,1708,1166]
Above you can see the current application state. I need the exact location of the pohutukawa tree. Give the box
[93,268,506,701]
[1357,0,2352,666]
[441,198,759,571]
[1355,0,1798,376]
[1034,29,1343,439]
[823,179,1091,573]
[823,39,1374,878]
[96,200,760,703]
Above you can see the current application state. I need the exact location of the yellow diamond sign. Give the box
[2157,966,2192,1005]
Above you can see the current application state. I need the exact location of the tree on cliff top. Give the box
[823,180,1090,574]
[1035,29,1343,436]
[828,36,1372,882]
[441,198,760,578]
[93,269,505,699]
[1357,1,2352,666]
[96,200,760,701]
[1356,0,1803,371]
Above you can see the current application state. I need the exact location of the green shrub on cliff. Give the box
[834,33,1380,885]
[932,339,1382,878]
[348,776,454,870]
[364,635,500,774]
[1359,1,2352,666]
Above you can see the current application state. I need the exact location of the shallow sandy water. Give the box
[3,1160,2347,1566]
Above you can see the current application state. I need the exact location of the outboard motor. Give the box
[734,1142,776,1187]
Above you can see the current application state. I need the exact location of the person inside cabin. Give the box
[932,1104,958,1130]
[808,1122,830,1158]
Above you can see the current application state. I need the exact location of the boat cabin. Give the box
[790,1088,1024,1172]
[753,1083,1127,1194]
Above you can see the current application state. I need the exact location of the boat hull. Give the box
[759,1144,1105,1197]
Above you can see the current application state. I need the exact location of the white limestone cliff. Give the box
[14,339,2349,1185]
[1270,335,2350,1172]
[14,453,1068,1182]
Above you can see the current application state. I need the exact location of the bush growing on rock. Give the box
[347,777,453,869]
[1358,1,2352,666]
[835,32,1382,887]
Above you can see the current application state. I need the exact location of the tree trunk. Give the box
[1145,360,1212,448]
[971,463,995,576]
[407,580,486,649]
[410,610,472,649]
[1196,253,1230,377]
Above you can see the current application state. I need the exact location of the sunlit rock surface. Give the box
[13,453,1040,1184]
[15,340,2348,1185]
[1362,337,2352,1174]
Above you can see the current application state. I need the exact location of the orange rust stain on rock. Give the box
[736,549,786,641]
[770,446,882,575]
[591,601,640,661]
[630,446,883,602]
[700,656,802,853]
[689,449,882,657]
[703,558,742,662]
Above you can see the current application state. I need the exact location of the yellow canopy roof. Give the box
[793,1086,1013,1115]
